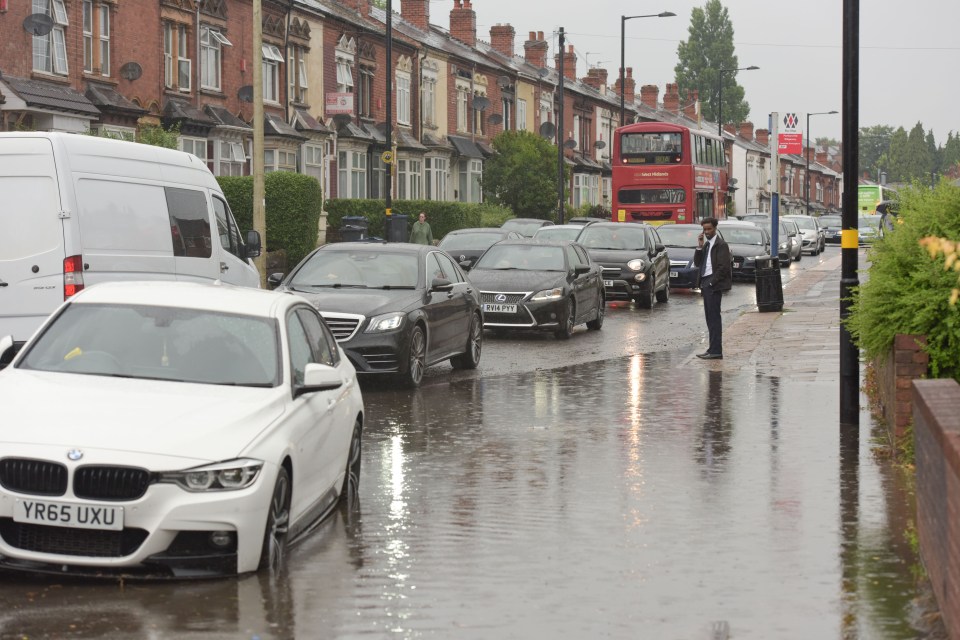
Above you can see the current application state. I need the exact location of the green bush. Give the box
[325,199,514,240]
[217,173,322,267]
[846,181,960,380]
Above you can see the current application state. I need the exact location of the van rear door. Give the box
[0,137,66,343]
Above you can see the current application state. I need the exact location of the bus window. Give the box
[620,132,682,165]
[618,188,686,205]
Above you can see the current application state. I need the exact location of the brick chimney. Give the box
[639,84,659,109]
[489,24,515,58]
[554,44,577,81]
[583,67,608,91]
[352,0,370,18]
[524,31,548,68]
[723,124,736,135]
[663,83,680,114]
[402,0,430,31]
[682,89,698,121]
[738,121,754,140]
[816,151,829,164]
[450,0,476,47]
[755,128,770,147]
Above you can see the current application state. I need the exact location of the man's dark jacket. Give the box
[693,235,733,292]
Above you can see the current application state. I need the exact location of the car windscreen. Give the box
[819,216,842,227]
[290,251,419,289]
[439,232,503,252]
[655,225,700,248]
[579,226,647,250]
[533,227,582,241]
[720,228,765,245]
[788,217,817,230]
[502,220,545,236]
[18,303,279,387]
[474,244,566,271]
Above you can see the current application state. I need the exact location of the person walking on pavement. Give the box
[693,217,732,359]
[410,211,434,245]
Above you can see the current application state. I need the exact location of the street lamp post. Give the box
[620,12,675,125]
[805,110,838,216]
[717,65,758,136]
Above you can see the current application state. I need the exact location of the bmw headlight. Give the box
[531,287,564,301]
[627,259,646,272]
[365,312,405,332]
[159,459,263,492]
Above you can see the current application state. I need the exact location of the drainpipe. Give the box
[195,0,202,109]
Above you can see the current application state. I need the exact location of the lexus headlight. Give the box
[627,259,646,272]
[159,459,263,492]
[365,312,405,332]
[531,287,564,301]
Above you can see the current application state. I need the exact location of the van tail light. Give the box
[63,255,85,299]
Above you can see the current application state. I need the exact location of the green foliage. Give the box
[564,203,610,223]
[484,130,564,219]
[674,0,748,126]
[216,173,322,267]
[137,123,180,149]
[325,199,514,240]
[859,124,895,179]
[942,132,960,173]
[846,182,960,381]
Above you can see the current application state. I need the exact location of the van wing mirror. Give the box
[245,230,262,259]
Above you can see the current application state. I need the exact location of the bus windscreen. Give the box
[620,132,682,165]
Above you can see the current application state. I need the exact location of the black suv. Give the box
[577,222,670,308]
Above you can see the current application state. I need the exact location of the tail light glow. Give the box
[63,255,84,299]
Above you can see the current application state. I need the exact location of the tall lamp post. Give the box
[805,110,838,216]
[620,12,675,125]
[717,65,758,135]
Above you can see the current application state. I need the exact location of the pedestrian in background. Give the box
[410,212,434,245]
[693,217,732,359]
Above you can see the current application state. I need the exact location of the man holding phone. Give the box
[693,217,732,359]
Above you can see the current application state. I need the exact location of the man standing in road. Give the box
[410,211,434,245]
[693,217,732,359]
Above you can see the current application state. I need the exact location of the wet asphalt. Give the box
[0,248,942,639]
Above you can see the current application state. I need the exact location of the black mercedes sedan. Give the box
[438,227,523,269]
[717,221,773,281]
[577,222,670,308]
[269,243,482,387]
[467,239,604,339]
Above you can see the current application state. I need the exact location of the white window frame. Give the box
[422,76,437,127]
[473,90,486,135]
[288,46,308,104]
[540,92,554,125]
[163,23,173,88]
[338,149,367,199]
[32,0,69,76]
[261,44,283,104]
[180,136,207,162]
[83,1,93,73]
[335,36,356,95]
[303,143,324,183]
[177,24,191,92]
[216,139,246,176]
[201,26,231,91]
[397,71,411,126]
[98,4,110,76]
[517,99,527,131]
[398,157,422,200]
[456,79,470,133]
[501,98,512,131]
[458,158,483,203]
[425,156,449,201]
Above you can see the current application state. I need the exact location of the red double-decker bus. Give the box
[611,121,729,225]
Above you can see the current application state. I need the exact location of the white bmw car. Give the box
[0,281,364,578]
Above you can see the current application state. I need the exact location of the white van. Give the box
[0,132,261,359]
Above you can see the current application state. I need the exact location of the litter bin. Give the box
[340,216,368,242]
[754,255,784,312]
[385,214,409,243]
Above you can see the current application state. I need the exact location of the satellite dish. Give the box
[488,113,503,125]
[539,121,556,139]
[23,13,54,36]
[564,139,577,150]
[496,76,511,89]
[119,62,142,81]
[594,140,606,150]
[472,96,490,112]
[537,67,550,78]
[237,85,254,103]
[332,113,353,126]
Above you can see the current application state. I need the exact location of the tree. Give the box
[674,0,749,126]
[943,132,960,174]
[886,122,933,183]
[859,124,894,179]
[484,130,565,220]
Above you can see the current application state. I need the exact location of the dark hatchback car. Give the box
[577,222,670,308]
[501,218,555,237]
[269,243,482,387]
[716,221,773,281]
[438,227,523,269]
[655,223,702,289]
[819,214,843,244]
[467,239,604,339]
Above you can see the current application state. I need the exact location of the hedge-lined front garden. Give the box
[325,199,514,240]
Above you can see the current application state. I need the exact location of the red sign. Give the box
[325,92,353,115]
[778,133,802,155]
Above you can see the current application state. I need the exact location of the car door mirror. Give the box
[295,362,343,397]
[244,230,262,259]
[267,272,284,289]
[431,277,454,292]
[459,259,472,271]
[574,264,591,275]
[654,243,665,254]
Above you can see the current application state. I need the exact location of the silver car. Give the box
[783,215,825,255]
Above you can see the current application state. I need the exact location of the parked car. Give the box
[783,215,825,254]
[577,222,670,308]
[0,281,364,577]
[717,221,773,281]
[270,243,482,387]
[532,224,587,242]
[467,239,604,339]
[740,214,772,224]
[648,223,701,289]
[819,214,843,244]
[568,216,609,225]
[501,218,555,237]
[783,219,804,262]
[747,218,799,268]
[859,215,883,244]
[437,228,522,269]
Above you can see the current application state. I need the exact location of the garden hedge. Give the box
[325,199,513,240]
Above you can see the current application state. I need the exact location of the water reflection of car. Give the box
[782,215,825,254]
[654,223,701,289]
[271,243,483,387]
[501,217,555,237]
[819,214,843,244]
[859,215,882,244]
[578,222,670,307]
[0,281,364,577]
[717,221,772,281]
[532,224,587,242]
[437,228,522,269]
[467,239,605,339]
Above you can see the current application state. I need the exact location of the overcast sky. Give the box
[446,0,958,145]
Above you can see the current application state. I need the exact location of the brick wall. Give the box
[874,334,929,441]
[912,379,960,639]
